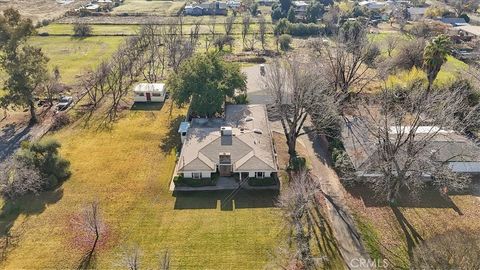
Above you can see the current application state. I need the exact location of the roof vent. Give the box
[245,116,254,122]
[253,129,263,134]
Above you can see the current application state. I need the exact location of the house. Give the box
[439,17,468,27]
[456,24,480,38]
[359,0,387,10]
[342,121,480,177]
[175,104,277,182]
[184,1,228,16]
[407,7,427,20]
[258,0,277,6]
[133,83,166,102]
[292,1,309,17]
[227,0,241,10]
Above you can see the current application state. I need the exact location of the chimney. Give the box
[221,126,233,136]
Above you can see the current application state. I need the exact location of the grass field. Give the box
[112,0,186,16]
[28,36,125,85]
[38,24,141,36]
[0,100,286,269]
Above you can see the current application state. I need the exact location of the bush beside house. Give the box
[173,172,219,187]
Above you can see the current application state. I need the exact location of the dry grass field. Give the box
[0,0,89,23]
[111,0,186,16]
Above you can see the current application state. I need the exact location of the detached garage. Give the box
[133,83,166,102]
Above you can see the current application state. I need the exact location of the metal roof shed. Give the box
[133,83,166,102]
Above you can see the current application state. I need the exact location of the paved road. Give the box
[242,64,272,105]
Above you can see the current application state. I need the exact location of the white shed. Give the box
[133,83,166,102]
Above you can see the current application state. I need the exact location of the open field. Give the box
[0,0,89,23]
[0,100,287,269]
[111,0,186,16]
[28,36,125,85]
[347,188,480,268]
[38,22,273,36]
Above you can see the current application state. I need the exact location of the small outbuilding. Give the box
[133,83,166,103]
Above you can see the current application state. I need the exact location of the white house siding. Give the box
[134,92,165,102]
[183,171,213,178]
[246,171,274,178]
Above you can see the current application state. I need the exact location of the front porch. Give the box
[169,173,280,191]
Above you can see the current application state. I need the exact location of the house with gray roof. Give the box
[341,118,480,176]
[175,104,278,183]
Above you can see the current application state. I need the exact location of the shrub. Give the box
[173,173,219,187]
[73,23,92,37]
[51,112,71,131]
[459,13,470,23]
[0,158,42,200]
[288,156,306,171]
[234,93,248,104]
[248,177,276,186]
[17,138,71,189]
[279,34,292,51]
[274,19,325,37]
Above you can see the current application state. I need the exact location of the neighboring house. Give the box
[359,0,387,10]
[133,83,166,103]
[227,0,241,10]
[439,17,468,27]
[342,121,480,176]
[258,0,277,6]
[292,1,309,17]
[175,104,277,181]
[456,24,480,38]
[184,1,228,16]
[407,7,427,20]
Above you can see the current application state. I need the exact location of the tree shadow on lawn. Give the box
[173,190,279,211]
[0,122,35,163]
[346,184,462,211]
[160,115,184,154]
[0,188,64,260]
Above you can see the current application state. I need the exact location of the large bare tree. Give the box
[276,170,326,269]
[264,58,340,160]
[310,24,380,103]
[345,82,473,203]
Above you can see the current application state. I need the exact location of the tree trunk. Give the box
[29,100,37,124]
[287,136,297,161]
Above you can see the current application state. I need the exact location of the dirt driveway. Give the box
[242,64,272,105]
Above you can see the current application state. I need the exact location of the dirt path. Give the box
[270,121,370,269]
[297,133,371,269]
[0,110,55,162]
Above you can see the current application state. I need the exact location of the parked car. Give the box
[57,96,73,111]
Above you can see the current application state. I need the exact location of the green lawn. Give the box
[29,36,125,85]
[1,101,286,269]
[38,24,140,36]
[112,0,186,16]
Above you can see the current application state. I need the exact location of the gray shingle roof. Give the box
[178,105,277,172]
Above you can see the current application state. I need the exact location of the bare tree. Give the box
[385,35,400,58]
[312,26,380,103]
[346,83,473,203]
[0,157,42,200]
[83,61,110,109]
[277,170,324,269]
[241,15,251,50]
[224,15,235,37]
[258,16,267,51]
[71,201,108,270]
[42,66,63,107]
[117,245,142,270]
[158,250,170,270]
[264,58,340,160]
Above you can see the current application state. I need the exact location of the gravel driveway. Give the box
[242,64,272,105]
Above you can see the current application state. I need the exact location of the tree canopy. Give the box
[167,53,246,117]
[0,8,49,123]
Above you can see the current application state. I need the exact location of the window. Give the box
[152,92,163,97]
[136,92,145,96]
[255,172,265,179]
[192,172,201,179]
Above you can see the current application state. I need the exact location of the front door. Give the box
[219,164,232,176]
[146,92,151,102]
